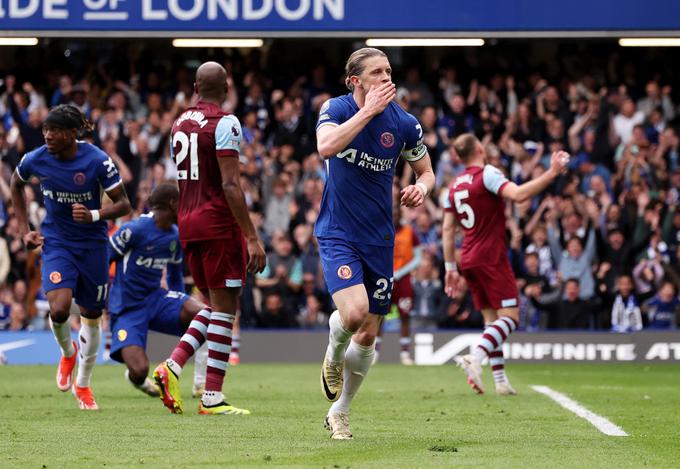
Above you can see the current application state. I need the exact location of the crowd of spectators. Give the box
[1,43,679,332]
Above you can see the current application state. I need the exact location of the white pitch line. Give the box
[531,385,628,437]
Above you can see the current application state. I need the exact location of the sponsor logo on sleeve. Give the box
[119,228,132,243]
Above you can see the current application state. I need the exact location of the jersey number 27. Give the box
[173,131,199,180]
[453,190,475,229]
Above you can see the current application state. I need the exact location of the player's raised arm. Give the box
[499,151,570,203]
[317,83,395,158]
[317,48,396,159]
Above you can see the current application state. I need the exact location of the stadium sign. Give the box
[0,0,679,37]
[2,330,679,365]
[414,332,680,365]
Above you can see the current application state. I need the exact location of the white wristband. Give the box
[416,182,428,197]
[445,262,458,272]
[90,210,101,222]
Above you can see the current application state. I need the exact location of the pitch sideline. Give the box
[531,385,628,437]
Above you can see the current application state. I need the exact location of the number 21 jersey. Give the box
[171,101,243,242]
[445,165,509,268]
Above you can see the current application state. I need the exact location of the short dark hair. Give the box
[453,133,479,162]
[149,183,179,210]
[565,278,580,287]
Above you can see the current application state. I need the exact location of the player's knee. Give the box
[80,308,103,320]
[342,304,369,330]
[354,329,377,347]
[48,306,70,323]
[127,361,149,384]
[499,308,520,323]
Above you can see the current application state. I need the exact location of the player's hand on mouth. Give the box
[364,82,396,116]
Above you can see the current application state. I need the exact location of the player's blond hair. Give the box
[344,47,387,91]
[453,133,480,163]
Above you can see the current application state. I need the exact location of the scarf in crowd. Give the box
[611,294,643,333]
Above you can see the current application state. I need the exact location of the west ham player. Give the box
[153,62,266,415]
[442,134,568,395]
[108,183,208,398]
[10,104,131,409]
[316,48,435,439]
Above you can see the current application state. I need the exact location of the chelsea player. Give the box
[108,183,210,399]
[315,48,435,439]
[10,104,131,410]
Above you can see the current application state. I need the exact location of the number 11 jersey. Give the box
[445,164,510,268]
[171,101,243,242]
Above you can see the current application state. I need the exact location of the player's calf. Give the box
[121,346,150,385]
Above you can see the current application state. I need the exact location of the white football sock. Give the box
[330,340,375,415]
[202,390,223,406]
[76,317,101,388]
[166,358,182,377]
[326,310,353,363]
[193,343,208,387]
[49,317,75,357]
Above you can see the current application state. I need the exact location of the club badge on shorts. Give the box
[118,329,128,342]
[337,265,353,280]
[49,271,62,284]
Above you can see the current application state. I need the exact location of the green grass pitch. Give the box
[1,363,679,468]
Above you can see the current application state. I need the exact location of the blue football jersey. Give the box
[108,213,184,315]
[16,142,122,248]
[314,94,427,247]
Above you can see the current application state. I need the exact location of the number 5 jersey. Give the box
[444,164,510,269]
